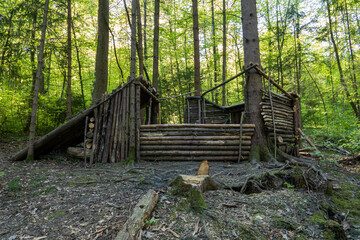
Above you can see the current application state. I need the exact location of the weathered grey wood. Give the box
[140,150,250,156]
[115,190,159,240]
[140,145,250,151]
[67,147,91,159]
[141,140,252,146]
[90,107,98,164]
[140,124,255,128]
[141,156,249,161]
[135,84,141,161]
[140,135,251,141]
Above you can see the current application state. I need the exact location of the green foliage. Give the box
[8,177,21,191]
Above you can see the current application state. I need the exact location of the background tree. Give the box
[241,0,268,161]
[92,0,109,103]
[27,0,50,160]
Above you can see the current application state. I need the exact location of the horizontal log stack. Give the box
[140,124,255,161]
[261,90,301,154]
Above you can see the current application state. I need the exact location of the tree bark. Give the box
[27,0,50,160]
[93,0,109,104]
[66,0,72,118]
[130,0,137,80]
[72,23,86,109]
[152,0,160,89]
[222,0,227,106]
[137,0,144,76]
[192,0,201,96]
[241,0,267,148]
[211,0,218,103]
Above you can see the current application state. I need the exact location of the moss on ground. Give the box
[271,216,296,230]
[331,183,360,225]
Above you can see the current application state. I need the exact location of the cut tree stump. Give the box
[115,189,159,240]
[172,175,220,194]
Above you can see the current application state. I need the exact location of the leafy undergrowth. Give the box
[0,139,359,239]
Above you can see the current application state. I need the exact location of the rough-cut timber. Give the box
[115,189,158,240]
[261,90,301,155]
[140,124,255,161]
[11,76,159,163]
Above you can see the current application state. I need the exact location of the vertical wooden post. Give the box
[186,98,190,123]
[129,82,136,161]
[147,98,152,125]
[158,102,161,124]
[135,83,141,161]
[197,97,201,123]
[293,98,302,156]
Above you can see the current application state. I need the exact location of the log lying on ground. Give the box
[10,106,96,161]
[67,147,91,159]
[115,190,159,240]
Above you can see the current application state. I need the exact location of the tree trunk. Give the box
[72,23,86,109]
[130,0,137,80]
[326,0,360,120]
[27,0,50,160]
[222,0,227,106]
[152,0,160,89]
[137,0,144,76]
[241,0,267,155]
[344,0,359,116]
[66,0,72,118]
[93,0,109,104]
[192,0,201,96]
[211,0,218,103]
[144,0,147,67]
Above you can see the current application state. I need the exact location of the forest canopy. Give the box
[0,0,359,153]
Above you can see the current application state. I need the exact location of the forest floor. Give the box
[0,137,360,240]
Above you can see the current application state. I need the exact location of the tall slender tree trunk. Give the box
[344,0,359,113]
[222,0,226,105]
[137,0,144,76]
[130,0,137,80]
[93,0,109,103]
[72,23,86,109]
[66,0,72,118]
[241,0,267,148]
[27,0,50,160]
[144,0,147,67]
[192,0,201,96]
[152,0,160,88]
[211,0,218,104]
[326,0,360,119]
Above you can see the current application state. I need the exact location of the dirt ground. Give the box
[1,138,359,240]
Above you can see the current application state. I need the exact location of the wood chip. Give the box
[168,229,180,238]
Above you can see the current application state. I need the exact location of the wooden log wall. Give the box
[261,90,300,154]
[140,124,255,161]
[87,78,156,164]
[184,97,229,124]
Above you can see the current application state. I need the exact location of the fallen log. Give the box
[67,147,91,159]
[11,106,96,161]
[115,189,159,240]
